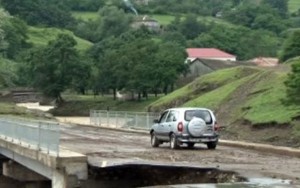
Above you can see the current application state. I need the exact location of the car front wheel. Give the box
[170,133,179,149]
[151,132,160,147]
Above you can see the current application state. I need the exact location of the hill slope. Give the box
[148,65,300,146]
[27,27,93,51]
[289,0,300,13]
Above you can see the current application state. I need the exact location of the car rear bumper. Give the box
[177,134,218,143]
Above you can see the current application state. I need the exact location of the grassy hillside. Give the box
[148,66,261,112]
[289,0,300,13]
[242,72,299,124]
[147,64,300,146]
[27,27,93,51]
[148,65,300,125]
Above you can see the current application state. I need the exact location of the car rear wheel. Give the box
[151,132,159,147]
[187,143,195,149]
[207,141,217,150]
[170,133,179,149]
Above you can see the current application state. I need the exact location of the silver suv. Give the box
[150,107,219,149]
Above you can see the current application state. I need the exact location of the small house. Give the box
[131,15,160,32]
[250,57,279,67]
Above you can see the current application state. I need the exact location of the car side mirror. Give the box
[153,119,159,123]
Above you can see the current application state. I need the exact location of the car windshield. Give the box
[184,110,212,124]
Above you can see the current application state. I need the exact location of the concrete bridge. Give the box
[0,117,87,188]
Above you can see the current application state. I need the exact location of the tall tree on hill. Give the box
[280,30,300,62]
[0,10,29,59]
[96,6,132,41]
[1,17,29,59]
[23,34,84,103]
[155,42,188,94]
[224,3,288,34]
[178,14,207,40]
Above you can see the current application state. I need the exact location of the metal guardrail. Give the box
[0,117,60,156]
[90,110,160,130]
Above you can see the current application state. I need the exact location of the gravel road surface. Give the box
[59,123,300,186]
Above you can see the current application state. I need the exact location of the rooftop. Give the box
[187,48,236,58]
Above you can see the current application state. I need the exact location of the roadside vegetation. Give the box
[50,94,160,116]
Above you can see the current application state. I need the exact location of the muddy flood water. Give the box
[0,164,296,188]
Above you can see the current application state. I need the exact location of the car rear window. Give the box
[184,110,212,124]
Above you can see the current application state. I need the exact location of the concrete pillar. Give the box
[52,170,79,188]
[3,161,48,181]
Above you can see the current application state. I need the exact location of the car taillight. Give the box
[177,122,183,132]
[214,122,219,131]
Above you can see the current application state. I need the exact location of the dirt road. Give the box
[59,123,300,186]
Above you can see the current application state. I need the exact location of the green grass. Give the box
[148,66,260,112]
[72,11,99,21]
[289,0,300,13]
[243,72,300,124]
[183,74,255,110]
[51,94,161,116]
[197,16,233,27]
[151,14,176,25]
[0,102,55,120]
[27,26,93,51]
[0,103,27,115]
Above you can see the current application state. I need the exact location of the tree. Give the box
[155,42,187,94]
[285,59,300,103]
[1,0,76,28]
[71,60,91,95]
[89,36,125,98]
[252,14,287,34]
[24,34,83,103]
[280,30,300,62]
[178,14,207,40]
[161,31,186,46]
[0,9,10,56]
[1,17,29,59]
[191,24,280,60]
[96,6,132,41]
[262,0,288,17]
[224,3,288,33]
[238,29,279,60]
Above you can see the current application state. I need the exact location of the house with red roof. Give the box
[186,48,237,62]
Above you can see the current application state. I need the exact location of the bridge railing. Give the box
[0,117,60,156]
[90,110,160,130]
